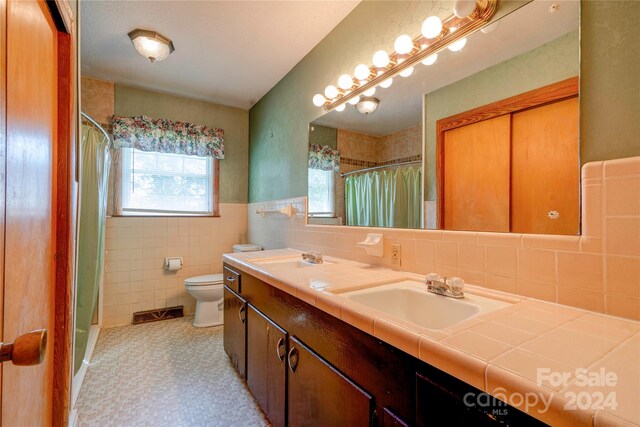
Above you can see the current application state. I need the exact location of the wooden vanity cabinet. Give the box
[223,264,545,427]
[287,336,374,427]
[223,286,246,378]
[246,305,287,427]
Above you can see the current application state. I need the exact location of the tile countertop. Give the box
[223,249,640,427]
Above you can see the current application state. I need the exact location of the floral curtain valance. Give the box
[112,115,224,159]
[308,144,340,172]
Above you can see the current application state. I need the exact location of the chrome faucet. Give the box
[301,252,323,264]
[425,273,465,299]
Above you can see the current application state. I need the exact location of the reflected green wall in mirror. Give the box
[309,125,337,150]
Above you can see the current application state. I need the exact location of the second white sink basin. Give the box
[340,280,511,330]
[253,256,336,269]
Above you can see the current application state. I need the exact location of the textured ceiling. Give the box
[81,0,360,109]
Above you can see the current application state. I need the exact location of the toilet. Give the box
[184,243,262,327]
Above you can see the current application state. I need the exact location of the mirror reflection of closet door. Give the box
[511,97,579,235]
[443,115,511,232]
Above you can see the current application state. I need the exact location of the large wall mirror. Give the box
[307,0,580,234]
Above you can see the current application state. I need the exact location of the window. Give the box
[307,168,334,216]
[120,148,217,215]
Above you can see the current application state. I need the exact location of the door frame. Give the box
[50,1,77,425]
[435,76,579,229]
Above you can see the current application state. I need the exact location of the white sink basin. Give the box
[253,256,336,269]
[340,280,511,330]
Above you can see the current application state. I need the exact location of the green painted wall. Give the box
[249,1,640,204]
[424,30,579,200]
[580,0,640,163]
[309,124,337,149]
[248,0,526,203]
[115,85,249,203]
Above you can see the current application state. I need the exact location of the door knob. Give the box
[0,329,47,366]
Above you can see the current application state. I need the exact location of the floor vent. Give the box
[132,306,184,325]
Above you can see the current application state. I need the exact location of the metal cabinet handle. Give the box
[276,337,286,362]
[226,276,235,282]
[0,329,47,366]
[287,347,299,373]
[238,306,246,324]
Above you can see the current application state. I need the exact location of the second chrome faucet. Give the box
[425,273,465,299]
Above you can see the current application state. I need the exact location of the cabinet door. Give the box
[247,305,287,427]
[287,336,373,427]
[511,97,579,235]
[443,114,511,232]
[223,286,246,378]
[416,373,498,427]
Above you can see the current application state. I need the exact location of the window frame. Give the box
[113,148,220,217]
[307,168,335,217]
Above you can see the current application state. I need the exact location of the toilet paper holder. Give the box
[164,257,183,271]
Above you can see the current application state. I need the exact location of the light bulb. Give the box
[448,38,467,52]
[338,74,353,90]
[348,96,360,105]
[364,87,376,96]
[354,64,371,81]
[394,35,414,54]
[324,85,339,99]
[454,0,476,18]
[335,104,346,112]
[421,53,438,66]
[312,94,326,107]
[380,78,393,89]
[421,16,443,39]
[399,66,414,77]
[372,50,390,68]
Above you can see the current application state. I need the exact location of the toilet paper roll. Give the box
[166,258,182,271]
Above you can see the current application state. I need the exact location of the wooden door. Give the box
[443,115,511,232]
[511,97,579,235]
[246,305,287,427]
[2,0,58,424]
[287,336,373,427]
[223,287,246,378]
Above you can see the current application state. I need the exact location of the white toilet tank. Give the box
[232,244,262,253]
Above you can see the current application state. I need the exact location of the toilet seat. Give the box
[184,273,224,286]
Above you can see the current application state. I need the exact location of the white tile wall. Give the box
[102,203,247,326]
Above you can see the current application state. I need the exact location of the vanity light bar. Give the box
[319,0,498,112]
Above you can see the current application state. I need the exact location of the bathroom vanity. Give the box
[222,258,544,426]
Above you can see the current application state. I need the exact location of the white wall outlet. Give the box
[391,244,401,266]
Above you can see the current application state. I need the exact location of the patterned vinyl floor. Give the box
[75,316,269,427]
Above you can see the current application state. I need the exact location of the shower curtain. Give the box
[74,124,110,374]
[345,165,421,228]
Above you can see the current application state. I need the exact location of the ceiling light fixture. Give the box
[128,29,175,63]
[356,97,379,115]
[312,0,497,112]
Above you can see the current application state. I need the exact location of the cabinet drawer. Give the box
[224,266,241,293]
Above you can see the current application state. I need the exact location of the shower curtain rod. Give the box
[340,160,421,178]
[81,111,110,142]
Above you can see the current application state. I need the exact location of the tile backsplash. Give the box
[102,203,247,326]
[248,157,640,321]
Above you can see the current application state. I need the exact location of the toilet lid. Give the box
[185,274,224,286]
